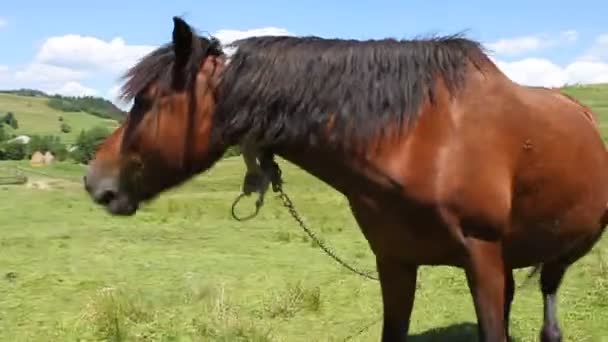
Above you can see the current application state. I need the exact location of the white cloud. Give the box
[214,27,292,45]
[487,36,545,56]
[14,63,87,85]
[214,27,293,56]
[578,33,608,62]
[561,30,579,42]
[493,57,608,87]
[107,84,132,111]
[0,18,6,29]
[0,34,155,101]
[49,81,97,97]
[486,30,578,56]
[35,35,156,74]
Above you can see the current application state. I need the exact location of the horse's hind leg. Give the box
[539,262,567,342]
[539,228,605,342]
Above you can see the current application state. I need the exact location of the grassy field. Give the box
[1,85,608,342]
[0,93,119,144]
[562,83,608,139]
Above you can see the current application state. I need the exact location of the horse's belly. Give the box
[349,200,466,266]
[505,180,608,268]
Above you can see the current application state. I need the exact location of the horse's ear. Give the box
[172,16,193,69]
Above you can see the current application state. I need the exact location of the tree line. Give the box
[0,125,112,163]
[0,124,242,164]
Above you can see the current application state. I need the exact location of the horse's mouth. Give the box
[106,196,139,216]
[98,191,140,216]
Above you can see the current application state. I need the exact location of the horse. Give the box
[83,17,608,342]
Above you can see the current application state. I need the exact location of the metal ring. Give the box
[230,192,262,221]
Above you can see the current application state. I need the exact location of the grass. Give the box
[1,84,608,341]
[0,93,119,144]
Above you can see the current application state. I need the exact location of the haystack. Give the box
[30,151,45,167]
[43,151,55,165]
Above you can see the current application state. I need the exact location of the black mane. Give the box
[120,36,223,102]
[213,34,491,148]
[120,29,492,149]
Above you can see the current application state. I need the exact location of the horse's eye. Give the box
[130,95,152,118]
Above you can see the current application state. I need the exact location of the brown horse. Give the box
[84,17,608,342]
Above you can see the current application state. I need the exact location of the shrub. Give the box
[60,122,72,133]
[0,141,27,160]
[0,125,6,142]
[70,126,112,164]
[2,112,18,129]
[26,134,69,161]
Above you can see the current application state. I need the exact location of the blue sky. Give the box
[1,0,608,106]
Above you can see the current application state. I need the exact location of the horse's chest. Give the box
[348,198,464,266]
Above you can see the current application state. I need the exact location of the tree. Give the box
[1,141,26,160]
[27,134,69,161]
[70,126,111,164]
[3,112,19,129]
[0,125,6,142]
[60,122,72,133]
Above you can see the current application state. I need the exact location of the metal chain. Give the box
[231,152,379,281]
[274,187,379,281]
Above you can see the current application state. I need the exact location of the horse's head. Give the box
[84,17,228,215]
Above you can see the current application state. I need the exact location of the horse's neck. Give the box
[275,143,401,199]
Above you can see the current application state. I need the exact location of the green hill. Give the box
[561,83,608,138]
[0,92,121,144]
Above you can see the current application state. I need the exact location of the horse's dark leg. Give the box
[504,269,515,341]
[539,263,567,342]
[464,238,507,342]
[377,258,418,342]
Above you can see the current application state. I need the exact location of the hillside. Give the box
[0,93,120,144]
[561,83,608,139]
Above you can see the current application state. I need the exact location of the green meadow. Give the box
[0,93,119,144]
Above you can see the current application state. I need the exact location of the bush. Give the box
[0,125,6,142]
[70,126,112,164]
[0,141,26,160]
[60,122,72,133]
[2,112,18,129]
[26,134,69,161]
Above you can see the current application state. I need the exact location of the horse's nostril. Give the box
[97,189,117,205]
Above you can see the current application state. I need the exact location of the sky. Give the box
[1,0,608,109]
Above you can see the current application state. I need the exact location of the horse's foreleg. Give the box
[504,269,515,341]
[464,238,508,342]
[377,258,418,342]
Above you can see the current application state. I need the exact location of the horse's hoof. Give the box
[540,324,562,342]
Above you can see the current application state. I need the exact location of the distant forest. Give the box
[0,89,127,122]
